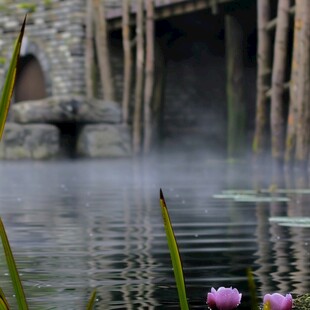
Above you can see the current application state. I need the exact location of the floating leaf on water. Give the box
[213,193,289,202]
[234,196,289,202]
[269,217,310,228]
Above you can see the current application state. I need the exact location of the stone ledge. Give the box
[12,95,121,124]
[0,123,60,159]
[77,124,131,158]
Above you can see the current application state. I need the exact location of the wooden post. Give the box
[285,2,302,162]
[295,0,310,164]
[93,0,115,101]
[143,0,155,154]
[132,0,144,155]
[253,0,271,155]
[122,0,132,124]
[225,14,245,158]
[85,0,94,99]
[270,0,290,162]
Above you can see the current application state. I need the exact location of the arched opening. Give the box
[14,54,47,103]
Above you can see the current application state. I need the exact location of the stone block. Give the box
[77,124,131,158]
[0,123,60,159]
[12,96,121,124]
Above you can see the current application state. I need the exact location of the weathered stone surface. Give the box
[12,96,121,124]
[0,123,60,159]
[77,124,131,157]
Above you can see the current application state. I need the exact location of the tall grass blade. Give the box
[0,15,26,139]
[86,289,96,310]
[159,189,189,310]
[0,218,28,310]
[0,287,9,310]
[247,268,259,310]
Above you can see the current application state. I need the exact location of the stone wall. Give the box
[0,0,86,97]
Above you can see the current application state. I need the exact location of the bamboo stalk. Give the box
[85,0,94,99]
[285,2,302,162]
[132,0,144,155]
[295,0,310,164]
[143,0,155,154]
[270,0,290,161]
[225,14,245,158]
[93,0,115,101]
[253,0,271,154]
[122,0,132,124]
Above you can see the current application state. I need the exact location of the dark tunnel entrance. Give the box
[14,54,47,103]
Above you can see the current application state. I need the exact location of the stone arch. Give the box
[14,38,52,102]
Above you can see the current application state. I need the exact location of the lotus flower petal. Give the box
[263,293,293,310]
[206,287,242,310]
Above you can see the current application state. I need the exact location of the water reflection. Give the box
[0,158,309,309]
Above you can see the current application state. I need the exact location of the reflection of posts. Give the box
[286,171,310,295]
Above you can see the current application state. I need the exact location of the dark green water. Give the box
[0,155,309,309]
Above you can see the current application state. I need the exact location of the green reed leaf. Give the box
[160,189,189,310]
[86,289,96,310]
[247,268,259,310]
[0,287,9,310]
[0,218,28,310]
[0,15,26,140]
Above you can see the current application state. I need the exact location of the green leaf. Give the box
[86,289,96,310]
[0,218,28,310]
[246,268,259,310]
[160,189,189,310]
[0,287,10,310]
[0,15,26,140]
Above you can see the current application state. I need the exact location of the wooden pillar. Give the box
[93,0,115,101]
[122,0,132,124]
[285,1,302,162]
[270,0,290,162]
[225,14,245,158]
[85,0,94,99]
[143,0,155,154]
[295,0,310,164]
[132,0,145,155]
[253,0,271,155]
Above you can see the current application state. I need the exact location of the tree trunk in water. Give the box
[132,0,144,155]
[122,0,132,124]
[295,0,310,165]
[270,0,290,162]
[225,14,245,158]
[85,0,94,99]
[93,0,115,101]
[143,0,155,154]
[253,0,271,155]
[285,1,302,162]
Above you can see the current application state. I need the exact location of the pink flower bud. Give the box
[207,287,242,310]
[263,293,293,310]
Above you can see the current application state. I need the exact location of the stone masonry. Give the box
[0,0,132,159]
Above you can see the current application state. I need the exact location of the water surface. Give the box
[0,155,309,309]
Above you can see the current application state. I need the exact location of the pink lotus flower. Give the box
[263,293,293,310]
[206,287,242,310]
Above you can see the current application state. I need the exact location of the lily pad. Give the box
[269,217,310,228]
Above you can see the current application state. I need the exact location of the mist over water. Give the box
[0,153,309,309]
